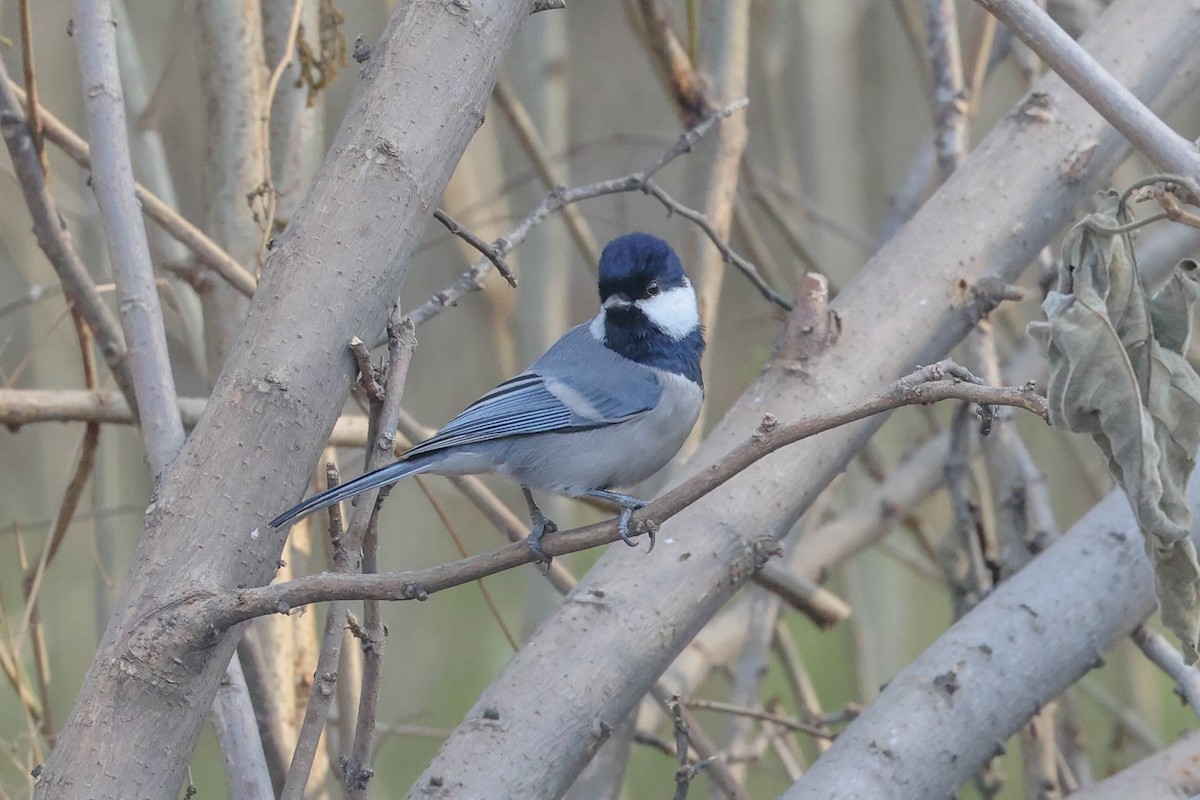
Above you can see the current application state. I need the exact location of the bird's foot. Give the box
[616,499,651,553]
[526,512,558,564]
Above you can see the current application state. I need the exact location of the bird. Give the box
[269,232,705,562]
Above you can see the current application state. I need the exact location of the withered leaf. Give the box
[1029,191,1200,662]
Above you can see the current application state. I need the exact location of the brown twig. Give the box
[0,67,137,410]
[491,79,600,268]
[404,99,771,328]
[433,208,518,288]
[414,478,519,651]
[4,79,258,297]
[254,0,306,259]
[343,310,417,798]
[682,697,835,740]
[280,468,347,800]
[197,361,1048,632]
[771,624,836,753]
[17,0,45,173]
[628,0,713,128]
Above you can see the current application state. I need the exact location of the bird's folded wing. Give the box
[404,326,662,458]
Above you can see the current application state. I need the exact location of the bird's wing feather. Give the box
[404,324,662,458]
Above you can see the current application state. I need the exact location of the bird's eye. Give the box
[646,281,661,297]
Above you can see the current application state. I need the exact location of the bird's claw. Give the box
[526,515,557,564]
[617,504,654,554]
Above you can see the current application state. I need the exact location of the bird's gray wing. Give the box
[404,324,662,458]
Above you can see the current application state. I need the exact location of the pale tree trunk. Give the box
[33,3,529,798]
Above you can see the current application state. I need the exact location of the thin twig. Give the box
[17,0,45,173]
[925,0,968,178]
[641,180,793,309]
[683,697,835,740]
[433,208,518,287]
[0,66,137,410]
[492,79,600,268]
[4,80,258,297]
[343,310,417,798]
[280,467,347,800]
[256,0,305,254]
[198,361,1048,631]
[404,100,779,328]
[1131,625,1200,720]
[658,689,745,800]
[414,478,519,651]
[669,695,718,800]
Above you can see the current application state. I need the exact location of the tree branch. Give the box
[0,66,137,411]
[73,0,184,476]
[4,79,259,298]
[400,3,1200,795]
[403,98,789,329]
[976,0,1200,189]
[193,362,1045,633]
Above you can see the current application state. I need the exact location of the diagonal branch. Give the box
[976,0,1200,188]
[194,362,1047,634]
[0,64,137,410]
[403,98,793,329]
[4,79,258,298]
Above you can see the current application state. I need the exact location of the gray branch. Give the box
[977,0,1200,187]
[399,1,1200,795]
[784,471,1200,798]
[35,2,531,798]
[73,0,185,476]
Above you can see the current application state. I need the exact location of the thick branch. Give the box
[783,470,1200,798]
[976,0,1200,188]
[36,3,531,798]
[402,3,1200,795]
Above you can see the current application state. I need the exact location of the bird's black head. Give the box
[591,233,704,385]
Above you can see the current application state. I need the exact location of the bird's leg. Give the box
[584,489,652,552]
[522,487,556,563]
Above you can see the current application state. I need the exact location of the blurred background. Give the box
[2,0,1199,797]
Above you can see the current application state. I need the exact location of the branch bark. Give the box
[73,0,185,476]
[783,470,1200,798]
[399,2,1200,795]
[976,0,1200,188]
[33,3,530,798]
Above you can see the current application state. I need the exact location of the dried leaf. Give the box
[1029,191,1200,661]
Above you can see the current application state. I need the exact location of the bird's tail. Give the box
[269,455,433,528]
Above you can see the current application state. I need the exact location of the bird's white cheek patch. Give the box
[639,283,699,340]
[589,310,607,342]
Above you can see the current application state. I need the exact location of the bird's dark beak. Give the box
[603,293,633,310]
